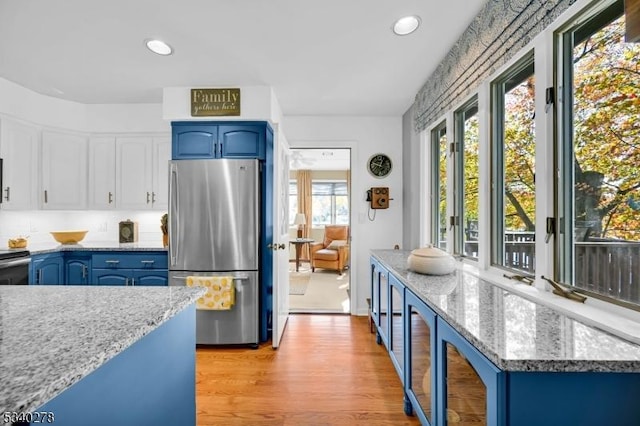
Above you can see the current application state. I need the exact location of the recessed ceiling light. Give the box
[145,39,173,56]
[392,15,421,36]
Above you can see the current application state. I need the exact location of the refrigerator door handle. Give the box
[169,163,178,266]
[172,275,249,281]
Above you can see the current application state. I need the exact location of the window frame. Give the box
[431,120,448,249]
[453,97,480,258]
[490,51,536,274]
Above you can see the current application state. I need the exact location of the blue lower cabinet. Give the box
[91,252,168,286]
[36,305,197,426]
[436,316,505,426]
[133,269,168,286]
[91,269,168,286]
[92,269,129,285]
[65,256,91,285]
[404,289,437,425]
[30,253,64,285]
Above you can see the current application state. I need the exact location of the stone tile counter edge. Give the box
[0,286,206,413]
[371,249,640,373]
[24,241,168,254]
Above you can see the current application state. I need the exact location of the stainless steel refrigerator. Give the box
[168,158,259,346]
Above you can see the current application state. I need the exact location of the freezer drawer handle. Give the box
[172,275,249,281]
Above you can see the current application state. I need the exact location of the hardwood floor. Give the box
[196,314,421,425]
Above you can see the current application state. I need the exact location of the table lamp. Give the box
[293,213,306,239]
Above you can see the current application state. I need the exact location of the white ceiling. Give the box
[0,0,488,116]
[290,149,350,170]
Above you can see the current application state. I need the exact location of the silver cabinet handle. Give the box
[37,269,42,284]
[131,278,136,286]
[44,190,48,203]
[140,260,155,265]
[105,260,120,265]
[4,187,9,202]
[146,191,151,203]
[108,191,113,204]
[152,192,156,203]
[125,278,129,286]
[82,265,88,278]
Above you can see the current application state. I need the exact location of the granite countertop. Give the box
[0,285,205,413]
[372,249,640,373]
[25,241,168,254]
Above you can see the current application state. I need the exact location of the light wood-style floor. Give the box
[196,314,421,425]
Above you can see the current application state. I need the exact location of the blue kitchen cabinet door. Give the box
[436,316,505,426]
[370,257,389,348]
[405,289,438,425]
[388,273,405,383]
[133,269,168,286]
[219,124,266,159]
[30,253,64,285]
[172,123,218,159]
[92,269,129,286]
[65,257,91,285]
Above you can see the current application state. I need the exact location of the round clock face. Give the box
[368,153,392,178]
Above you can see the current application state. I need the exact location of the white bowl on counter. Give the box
[407,245,456,275]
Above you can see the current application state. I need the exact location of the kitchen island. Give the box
[0,285,205,426]
[371,249,640,425]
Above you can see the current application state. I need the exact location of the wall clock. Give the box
[367,153,392,178]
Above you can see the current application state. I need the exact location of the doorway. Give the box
[288,148,351,313]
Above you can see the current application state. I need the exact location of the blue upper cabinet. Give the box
[172,124,217,159]
[219,124,265,159]
[171,121,270,160]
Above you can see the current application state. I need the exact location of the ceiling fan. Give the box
[290,151,315,169]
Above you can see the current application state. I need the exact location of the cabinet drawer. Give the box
[92,253,168,269]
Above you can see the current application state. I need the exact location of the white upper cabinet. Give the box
[116,137,154,210]
[114,136,170,211]
[41,130,88,210]
[88,136,116,209]
[0,118,39,210]
[152,137,170,211]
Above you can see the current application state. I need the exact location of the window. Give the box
[558,0,640,307]
[453,98,479,258]
[491,53,536,274]
[431,121,447,249]
[311,181,349,226]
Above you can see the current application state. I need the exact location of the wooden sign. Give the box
[191,88,241,116]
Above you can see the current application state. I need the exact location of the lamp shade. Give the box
[293,213,306,226]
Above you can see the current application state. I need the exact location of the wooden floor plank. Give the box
[196,314,420,425]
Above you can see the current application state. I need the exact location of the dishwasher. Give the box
[0,250,31,285]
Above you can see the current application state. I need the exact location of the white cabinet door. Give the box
[0,118,39,210]
[88,137,116,209]
[116,137,153,210]
[152,137,170,211]
[41,131,88,209]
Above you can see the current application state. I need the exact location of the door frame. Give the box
[287,141,357,315]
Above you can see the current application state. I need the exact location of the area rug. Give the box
[289,272,310,295]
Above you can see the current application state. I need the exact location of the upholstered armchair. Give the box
[310,225,350,274]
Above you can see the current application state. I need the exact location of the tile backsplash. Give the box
[0,210,167,246]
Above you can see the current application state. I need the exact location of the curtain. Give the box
[297,170,312,260]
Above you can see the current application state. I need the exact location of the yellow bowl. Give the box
[50,230,88,244]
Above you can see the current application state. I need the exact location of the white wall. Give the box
[283,116,403,315]
[0,210,165,246]
[402,105,421,250]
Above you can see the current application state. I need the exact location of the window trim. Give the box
[431,120,447,248]
[490,51,536,274]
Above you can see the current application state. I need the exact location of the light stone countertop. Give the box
[372,249,640,373]
[24,241,168,254]
[0,285,205,413]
